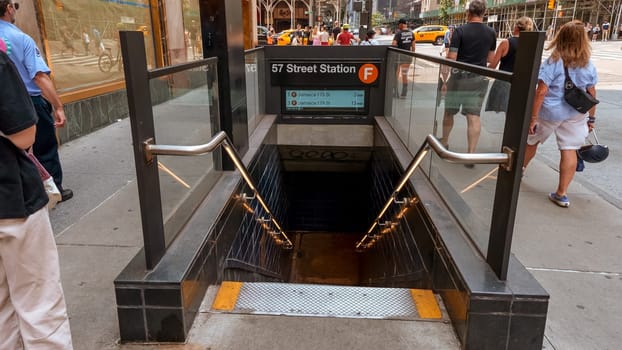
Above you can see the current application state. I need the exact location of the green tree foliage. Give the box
[439,0,454,25]
[371,12,385,27]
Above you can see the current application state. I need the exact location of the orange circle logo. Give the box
[358,64,379,84]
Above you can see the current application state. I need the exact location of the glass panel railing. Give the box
[385,50,512,255]
[149,58,221,243]
[245,49,266,137]
[384,51,411,145]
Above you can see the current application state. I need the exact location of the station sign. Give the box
[270,61,381,87]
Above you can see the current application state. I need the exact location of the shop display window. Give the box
[40,0,155,93]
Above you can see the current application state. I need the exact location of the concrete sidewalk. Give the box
[50,118,622,349]
[517,160,622,350]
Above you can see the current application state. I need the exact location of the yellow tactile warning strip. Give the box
[410,289,442,319]
[211,281,243,311]
[211,282,444,320]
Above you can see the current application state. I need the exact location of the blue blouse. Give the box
[538,57,598,121]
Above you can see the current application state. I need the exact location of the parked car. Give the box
[413,25,448,45]
[257,25,269,45]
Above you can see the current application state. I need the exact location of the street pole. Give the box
[615,0,622,39]
[338,0,341,23]
[317,0,321,28]
[572,0,577,19]
[291,0,295,28]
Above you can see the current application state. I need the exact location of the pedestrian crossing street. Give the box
[590,48,621,60]
[540,48,621,62]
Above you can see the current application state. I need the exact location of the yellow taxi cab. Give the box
[413,25,448,46]
[275,29,296,46]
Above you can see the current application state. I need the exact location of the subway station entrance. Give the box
[113,6,548,348]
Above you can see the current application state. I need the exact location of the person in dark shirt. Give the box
[0,38,73,349]
[601,20,610,41]
[0,0,73,202]
[392,18,416,98]
[440,0,496,159]
[332,21,341,41]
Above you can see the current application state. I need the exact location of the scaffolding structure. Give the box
[422,0,622,40]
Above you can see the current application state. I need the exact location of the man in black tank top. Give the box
[440,0,496,157]
[392,19,415,98]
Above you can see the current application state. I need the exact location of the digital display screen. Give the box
[284,89,366,113]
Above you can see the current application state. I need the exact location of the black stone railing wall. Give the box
[224,142,291,281]
[372,118,549,350]
[358,130,431,289]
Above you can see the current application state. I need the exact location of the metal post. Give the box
[199,0,249,170]
[120,31,166,270]
[317,0,321,27]
[486,32,545,280]
[614,0,622,39]
[291,0,295,28]
[543,2,547,33]
[338,0,341,23]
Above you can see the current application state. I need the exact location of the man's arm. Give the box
[33,72,66,127]
[1,51,39,148]
[5,125,36,150]
[411,32,416,52]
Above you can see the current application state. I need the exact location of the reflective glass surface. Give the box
[40,0,155,92]
[40,0,203,93]
[149,60,221,243]
[385,51,511,255]
[245,50,266,136]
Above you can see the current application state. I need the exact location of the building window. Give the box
[163,0,202,65]
[40,0,155,93]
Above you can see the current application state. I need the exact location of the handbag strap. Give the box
[0,130,50,179]
[591,129,601,145]
[563,65,575,89]
[26,152,52,180]
[583,129,603,146]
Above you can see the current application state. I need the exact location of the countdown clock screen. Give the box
[283,89,367,114]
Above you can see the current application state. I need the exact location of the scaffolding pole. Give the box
[615,0,622,39]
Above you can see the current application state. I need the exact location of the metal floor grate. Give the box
[228,282,428,320]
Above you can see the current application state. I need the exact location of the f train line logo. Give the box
[358,63,378,84]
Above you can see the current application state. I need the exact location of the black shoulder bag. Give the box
[563,66,599,114]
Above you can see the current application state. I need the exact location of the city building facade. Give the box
[419,0,622,40]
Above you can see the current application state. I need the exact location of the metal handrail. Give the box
[355,134,514,250]
[143,131,293,249]
[387,47,513,83]
[148,57,218,79]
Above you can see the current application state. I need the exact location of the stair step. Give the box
[211,281,445,320]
